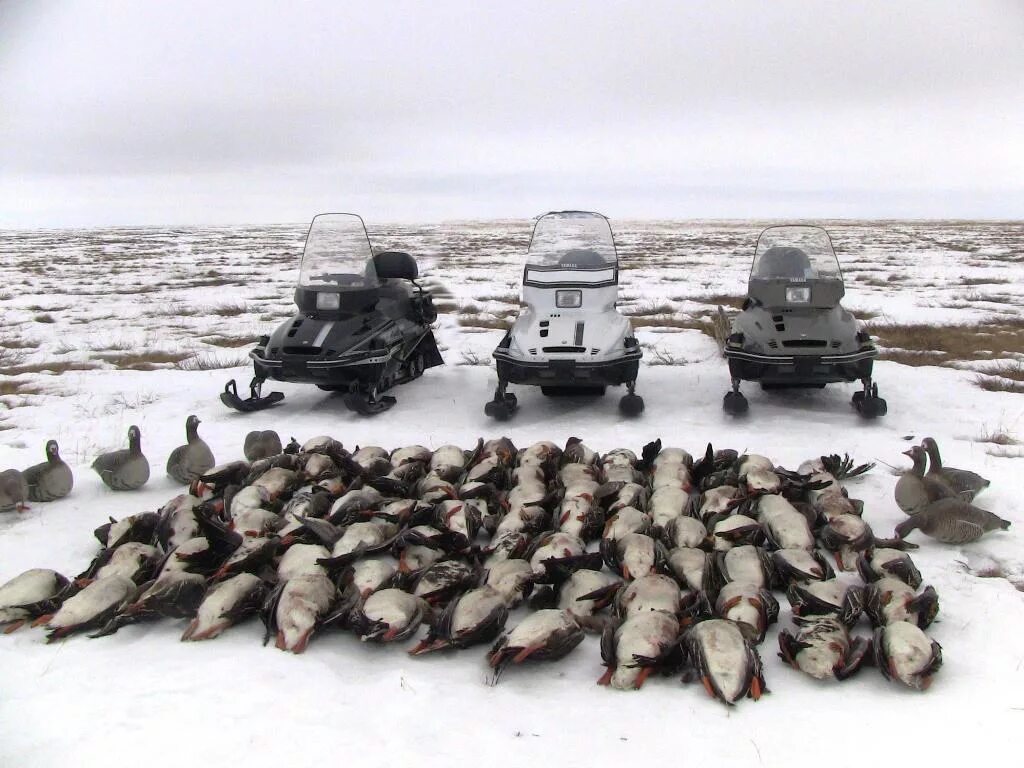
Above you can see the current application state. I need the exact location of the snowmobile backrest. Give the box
[374,251,418,281]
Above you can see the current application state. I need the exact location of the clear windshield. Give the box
[526,211,617,267]
[298,213,377,288]
[751,225,842,281]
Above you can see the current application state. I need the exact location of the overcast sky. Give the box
[1,1,1021,226]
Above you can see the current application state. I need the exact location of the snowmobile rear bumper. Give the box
[724,346,876,385]
[493,347,641,387]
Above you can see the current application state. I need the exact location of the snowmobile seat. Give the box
[374,251,419,280]
[755,246,811,279]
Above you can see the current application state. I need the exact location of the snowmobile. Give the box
[718,225,886,418]
[221,213,442,415]
[485,211,643,420]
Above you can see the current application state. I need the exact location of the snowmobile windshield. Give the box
[751,226,842,281]
[527,211,618,268]
[299,213,378,289]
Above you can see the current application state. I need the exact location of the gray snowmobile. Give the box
[221,213,442,415]
[718,225,886,418]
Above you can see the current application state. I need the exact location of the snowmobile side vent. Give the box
[590,348,600,355]
[528,348,537,355]
[768,341,779,349]
[540,329,549,337]
[574,322,584,346]
[831,341,842,348]
[774,323,785,331]
[543,346,586,353]
[781,340,827,348]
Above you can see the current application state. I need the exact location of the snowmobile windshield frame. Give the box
[523,211,618,289]
[750,226,843,283]
[298,213,379,290]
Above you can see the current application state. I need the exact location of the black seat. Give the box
[756,246,811,279]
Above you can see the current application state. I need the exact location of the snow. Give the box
[1,220,1023,767]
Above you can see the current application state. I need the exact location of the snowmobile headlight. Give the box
[556,290,582,309]
[785,286,810,304]
[316,293,341,311]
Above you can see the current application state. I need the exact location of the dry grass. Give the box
[202,334,259,348]
[628,314,716,337]
[961,276,1012,286]
[865,318,1024,365]
[0,336,40,350]
[210,302,250,317]
[4,361,100,375]
[457,315,511,330]
[0,380,45,397]
[175,352,250,371]
[95,351,191,370]
[34,313,56,324]
[147,302,203,317]
[975,377,1024,394]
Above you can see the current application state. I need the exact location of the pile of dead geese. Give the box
[1,436,960,701]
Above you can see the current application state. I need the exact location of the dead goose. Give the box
[262,572,337,652]
[601,532,666,580]
[243,430,283,461]
[412,560,481,605]
[488,609,585,682]
[0,569,73,632]
[921,437,990,501]
[714,582,778,644]
[166,415,216,485]
[614,573,687,619]
[42,574,137,641]
[787,579,865,627]
[343,558,399,599]
[873,620,942,691]
[598,610,684,690]
[23,441,73,502]
[0,469,29,512]
[408,585,507,653]
[92,425,150,491]
[864,577,939,629]
[772,549,835,585]
[856,547,922,588]
[894,497,1010,544]
[350,588,431,642]
[483,558,535,608]
[550,568,622,630]
[666,547,712,593]
[91,570,206,637]
[182,572,268,641]
[527,532,603,582]
[681,618,767,704]
[778,615,870,681]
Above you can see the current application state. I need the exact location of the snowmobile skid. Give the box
[719,225,886,419]
[222,213,443,416]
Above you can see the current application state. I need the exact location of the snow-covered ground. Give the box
[1,220,1022,768]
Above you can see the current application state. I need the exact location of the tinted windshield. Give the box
[299,213,377,288]
[527,211,617,267]
[752,226,841,280]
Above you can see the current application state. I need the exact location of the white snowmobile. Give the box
[719,225,885,418]
[485,211,643,420]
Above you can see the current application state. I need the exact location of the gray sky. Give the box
[1,0,1021,226]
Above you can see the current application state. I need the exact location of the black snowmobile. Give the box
[221,213,443,415]
[718,225,886,418]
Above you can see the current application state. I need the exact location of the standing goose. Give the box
[24,440,74,502]
[895,497,1010,545]
[243,430,282,461]
[894,446,953,515]
[921,437,990,501]
[167,415,215,485]
[92,426,150,491]
[0,469,30,512]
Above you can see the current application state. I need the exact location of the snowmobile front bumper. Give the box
[493,347,641,388]
[250,330,442,390]
[724,345,877,385]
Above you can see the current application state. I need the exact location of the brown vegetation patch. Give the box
[865,318,1024,365]
[210,302,250,317]
[457,315,511,331]
[4,361,100,375]
[96,351,191,370]
[0,380,45,397]
[202,334,259,348]
[176,352,250,370]
[34,313,56,324]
